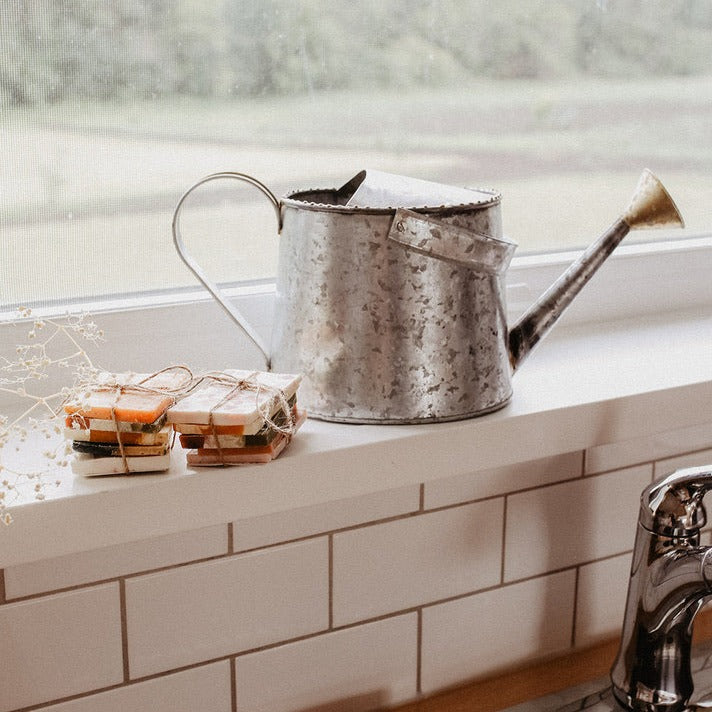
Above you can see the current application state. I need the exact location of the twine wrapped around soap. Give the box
[75,365,197,405]
[66,365,196,474]
[106,366,196,474]
[199,370,297,467]
[65,366,296,473]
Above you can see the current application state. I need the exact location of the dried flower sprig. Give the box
[0,308,105,525]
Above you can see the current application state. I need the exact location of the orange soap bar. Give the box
[64,371,186,424]
[186,433,290,466]
[66,413,168,433]
[78,429,147,445]
[65,389,173,424]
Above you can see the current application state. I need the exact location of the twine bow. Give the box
[106,366,195,474]
[200,370,296,467]
[66,365,196,474]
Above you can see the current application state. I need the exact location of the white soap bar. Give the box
[168,370,300,426]
[71,453,171,477]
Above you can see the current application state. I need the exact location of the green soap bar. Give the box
[211,427,281,448]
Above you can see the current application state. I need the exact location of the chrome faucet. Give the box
[611,466,712,712]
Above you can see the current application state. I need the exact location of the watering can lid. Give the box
[341,169,500,209]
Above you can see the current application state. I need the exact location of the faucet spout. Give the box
[611,467,712,712]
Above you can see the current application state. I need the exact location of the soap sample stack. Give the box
[64,372,181,476]
[167,370,304,466]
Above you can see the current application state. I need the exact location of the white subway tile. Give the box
[585,421,712,475]
[233,485,420,552]
[4,525,228,599]
[504,465,651,582]
[424,451,583,509]
[34,661,231,712]
[654,447,712,479]
[235,613,418,712]
[333,500,503,627]
[575,553,632,648]
[125,538,328,678]
[0,584,123,712]
[421,570,575,694]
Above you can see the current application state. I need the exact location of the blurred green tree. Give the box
[2,0,712,107]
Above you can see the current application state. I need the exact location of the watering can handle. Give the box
[171,172,281,369]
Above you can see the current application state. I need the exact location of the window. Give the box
[1,0,711,315]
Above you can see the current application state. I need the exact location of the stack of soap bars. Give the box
[167,369,304,466]
[64,371,182,476]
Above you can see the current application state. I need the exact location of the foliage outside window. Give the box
[1,0,711,310]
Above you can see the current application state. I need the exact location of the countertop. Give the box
[2,306,712,567]
[500,638,712,711]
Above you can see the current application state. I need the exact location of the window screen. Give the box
[2,0,711,310]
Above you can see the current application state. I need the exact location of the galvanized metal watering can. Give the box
[172,169,683,424]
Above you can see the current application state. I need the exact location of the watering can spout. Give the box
[507,169,684,371]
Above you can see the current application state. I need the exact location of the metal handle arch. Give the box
[171,171,281,368]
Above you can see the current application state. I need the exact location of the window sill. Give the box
[3,305,712,568]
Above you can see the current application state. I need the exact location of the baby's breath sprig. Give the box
[0,308,105,525]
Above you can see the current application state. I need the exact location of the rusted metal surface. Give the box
[622,168,685,229]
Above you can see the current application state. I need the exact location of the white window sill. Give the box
[3,304,712,568]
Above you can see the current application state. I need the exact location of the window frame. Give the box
[2,233,711,385]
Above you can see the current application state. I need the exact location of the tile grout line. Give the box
[500,495,508,584]
[5,450,657,604]
[6,540,635,628]
[7,442,697,708]
[9,658,231,712]
[231,657,238,712]
[232,508,431,558]
[20,565,615,712]
[119,578,130,682]
[571,566,580,648]
[416,608,423,696]
[5,550,235,604]
[328,533,334,629]
[587,442,712,479]
[10,547,637,712]
[4,545,636,627]
[11,684,130,712]
[422,469,615,516]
